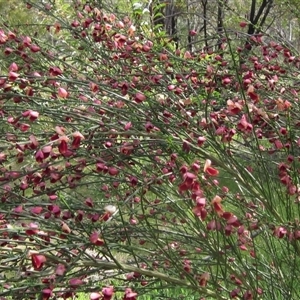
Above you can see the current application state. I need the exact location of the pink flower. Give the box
[8,71,19,81]
[192,205,207,220]
[183,172,196,187]
[230,288,241,298]
[9,62,18,71]
[35,150,44,163]
[199,272,210,287]
[273,226,287,239]
[108,166,119,176]
[124,122,132,130]
[189,30,197,36]
[30,44,41,52]
[134,92,146,103]
[222,77,231,85]
[123,288,137,300]
[22,36,32,47]
[31,207,43,214]
[55,264,66,276]
[69,278,84,287]
[90,231,104,246]
[239,21,247,28]
[58,87,68,98]
[0,29,8,44]
[197,136,206,147]
[102,286,114,299]
[22,110,39,121]
[237,115,253,134]
[49,66,62,76]
[90,293,101,300]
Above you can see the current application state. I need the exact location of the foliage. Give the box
[0,1,300,300]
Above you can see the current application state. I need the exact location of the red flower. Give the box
[72,131,84,149]
[19,123,30,132]
[58,136,69,155]
[199,272,210,287]
[211,195,224,216]
[204,159,219,176]
[42,288,53,300]
[31,254,46,270]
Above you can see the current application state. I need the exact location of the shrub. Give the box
[0,1,300,299]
